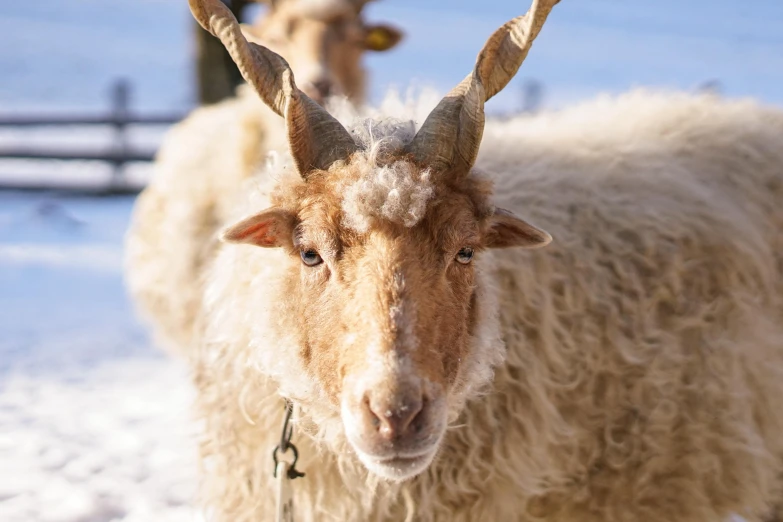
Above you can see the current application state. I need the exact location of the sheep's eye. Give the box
[456,247,474,265]
[300,249,323,267]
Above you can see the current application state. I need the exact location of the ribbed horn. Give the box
[405,0,559,177]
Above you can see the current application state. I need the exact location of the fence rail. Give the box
[0,113,184,127]
[0,79,188,193]
[0,147,157,164]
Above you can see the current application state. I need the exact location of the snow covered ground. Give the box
[0,192,201,522]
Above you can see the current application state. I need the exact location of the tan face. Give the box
[222,159,551,481]
[246,1,403,104]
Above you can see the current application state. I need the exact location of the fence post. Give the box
[110,78,131,184]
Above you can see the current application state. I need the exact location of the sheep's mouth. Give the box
[354,447,438,482]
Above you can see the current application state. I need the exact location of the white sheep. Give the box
[124,0,403,356]
[145,0,783,520]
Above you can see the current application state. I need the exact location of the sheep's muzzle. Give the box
[340,360,448,481]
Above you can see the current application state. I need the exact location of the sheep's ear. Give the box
[220,208,295,248]
[363,24,403,52]
[484,208,552,249]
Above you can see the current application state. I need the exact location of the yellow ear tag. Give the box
[366,28,391,51]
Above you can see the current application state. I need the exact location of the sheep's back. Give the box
[468,90,783,520]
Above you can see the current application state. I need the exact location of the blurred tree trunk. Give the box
[194,0,253,105]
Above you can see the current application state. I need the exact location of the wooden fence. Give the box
[0,79,187,194]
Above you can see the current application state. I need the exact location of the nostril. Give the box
[410,402,426,433]
[364,395,381,428]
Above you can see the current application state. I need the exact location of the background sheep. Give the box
[197,0,403,104]
[124,0,403,357]
[147,0,783,521]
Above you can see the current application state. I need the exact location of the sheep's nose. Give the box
[362,386,425,441]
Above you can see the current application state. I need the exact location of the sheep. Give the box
[124,0,403,357]
[156,0,783,520]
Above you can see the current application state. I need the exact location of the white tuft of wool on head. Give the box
[335,117,434,234]
[340,159,433,234]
